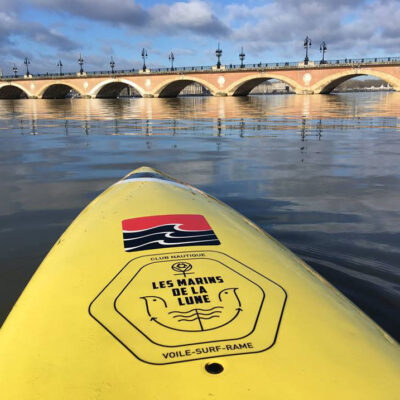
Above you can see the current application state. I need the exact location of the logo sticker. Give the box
[122,214,220,252]
[89,251,287,365]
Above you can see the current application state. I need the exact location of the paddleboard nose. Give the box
[132,166,158,174]
[122,166,171,181]
[120,166,189,188]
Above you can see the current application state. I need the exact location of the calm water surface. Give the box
[0,93,399,340]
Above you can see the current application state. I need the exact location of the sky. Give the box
[1,0,400,75]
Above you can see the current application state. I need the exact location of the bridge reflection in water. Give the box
[0,92,400,137]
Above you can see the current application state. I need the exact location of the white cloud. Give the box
[150,1,229,35]
[228,0,400,58]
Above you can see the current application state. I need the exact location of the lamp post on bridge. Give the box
[57,60,63,76]
[320,41,327,64]
[239,47,245,68]
[215,43,222,69]
[110,56,115,74]
[78,54,84,75]
[12,64,18,78]
[141,48,148,72]
[304,36,311,65]
[24,57,30,76]
[169,52,175,71]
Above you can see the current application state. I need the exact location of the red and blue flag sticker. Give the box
[122,214,220,252]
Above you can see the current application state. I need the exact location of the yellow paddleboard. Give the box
[1,167,399,399]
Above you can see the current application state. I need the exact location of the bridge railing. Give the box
[1,56,400,80]
[316,56,400,66]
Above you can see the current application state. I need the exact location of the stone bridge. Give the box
[1,59,400,99]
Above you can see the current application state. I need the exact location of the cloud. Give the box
[29,0,230,37]
[150,1,230,36]
[228,0,400,58]
[0,10,78,54]
[26,25,78,51]
[32,0,149,26]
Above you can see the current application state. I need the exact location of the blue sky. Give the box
[1,0,400,75]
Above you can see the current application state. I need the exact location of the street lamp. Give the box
[169,52,175,71]
[215,43,222,69]
[320,41,327,64]
[12,64,18,78]
[141,48,148,72]
[24,57,30,76]
[57,60,63,76]
[304,36,311,65]
[110,56,115,73]
[78,54,84,74]
[239,47,245,68]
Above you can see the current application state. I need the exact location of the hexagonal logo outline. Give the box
[89,250,287,365]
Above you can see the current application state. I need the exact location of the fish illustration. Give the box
[141,288,242,332]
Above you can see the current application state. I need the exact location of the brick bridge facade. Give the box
[1,62,400,99]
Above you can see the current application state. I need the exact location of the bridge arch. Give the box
[89,79,145,98]
[153,76,218,98]
[312,69,400,94]
[226,73,302,96]
[38,82,84,99]
[0,83,30,99]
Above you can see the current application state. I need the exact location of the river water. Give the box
[0,92,399,341]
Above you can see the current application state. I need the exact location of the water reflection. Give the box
[0,93,400,138]
[0,93,399,343]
